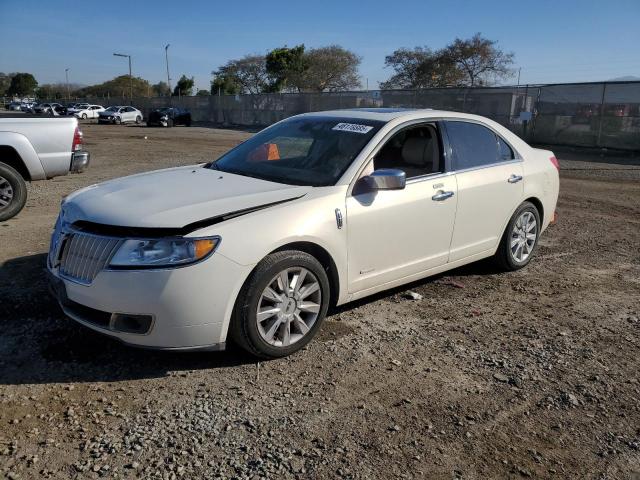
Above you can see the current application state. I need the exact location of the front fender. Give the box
[193,187,350,303]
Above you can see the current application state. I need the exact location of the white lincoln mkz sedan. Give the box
[47,109,559,358]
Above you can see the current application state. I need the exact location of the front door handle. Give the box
[508,174,523,183]
[432,190,455,201]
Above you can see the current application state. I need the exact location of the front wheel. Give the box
[229,251,330,359]
[0,162,28,221]
[81,113,87,120]
[493,201,541,271]
[114,117,122,125]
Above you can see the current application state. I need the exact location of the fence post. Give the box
[529,86,542,143]
[596,82,607,148]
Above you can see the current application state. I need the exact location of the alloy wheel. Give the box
[256,267,322,347]
[510,211,537,262]
[0,175,14,209]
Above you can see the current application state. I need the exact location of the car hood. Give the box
[99,111,117,116]
[62,165,311,230]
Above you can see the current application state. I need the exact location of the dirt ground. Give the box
[0,121,639,480]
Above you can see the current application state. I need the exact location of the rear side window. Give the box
[446,121,515,170]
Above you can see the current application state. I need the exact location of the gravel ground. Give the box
[1,121,639,479]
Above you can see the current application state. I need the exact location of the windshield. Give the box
[157,107,172,113]
[209,116,384,186]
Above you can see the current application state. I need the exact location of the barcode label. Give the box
[332,123,374,134]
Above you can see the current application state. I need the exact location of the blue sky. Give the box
[1,0,639,91]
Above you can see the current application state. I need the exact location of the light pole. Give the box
[113,53,133,101]
[65,68,70,100]
[165,44,172,97]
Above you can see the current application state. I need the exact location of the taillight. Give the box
[550,156,560,171]
[72,126,83,152]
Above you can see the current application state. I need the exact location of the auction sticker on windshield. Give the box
[332,123,374,134]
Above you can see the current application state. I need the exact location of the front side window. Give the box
[210,117,384,186]
[371,123,442,178]
[446,121,515,170]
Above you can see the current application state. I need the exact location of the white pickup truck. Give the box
[0,116,90,221]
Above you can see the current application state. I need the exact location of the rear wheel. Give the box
[229,251,330,359]
[135,115,142,125]
[493,201,541,271]
[0,162,28,222]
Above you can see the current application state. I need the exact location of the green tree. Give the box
[298,45,361,92]
[380,47,463,89]
[152,81,171,96]
[265,45,307,92]
[7,73,38,97]
[0,73,14,96]
[173,75,195,96]
[211,55,269,94]
[196,89,210,96]
[210,73,240,95]
[442,33,514,86]
[79,75,152,98]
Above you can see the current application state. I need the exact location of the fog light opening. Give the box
[110,313,153,335]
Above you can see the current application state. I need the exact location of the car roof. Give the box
[297,107,493,123]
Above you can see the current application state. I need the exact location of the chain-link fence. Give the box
[34,81,640,150]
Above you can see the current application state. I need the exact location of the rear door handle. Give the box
[508,174,523,183]
[432,190,455,201]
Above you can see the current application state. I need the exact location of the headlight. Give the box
[109,237,220,268]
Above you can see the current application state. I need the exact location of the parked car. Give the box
[72,105,105,119]
[98,106,143,124]
[0,116,89,220]
[33,103,63,115]
[20,101,37,113]
[66,103,90,116]
[47,109,559,358]
[7,102,23,111]
[147,107,192,127]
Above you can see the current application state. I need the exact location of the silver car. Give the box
[97,106,143,125]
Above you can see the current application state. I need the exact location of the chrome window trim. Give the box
[453,158,523,176]
[405,170,455,185]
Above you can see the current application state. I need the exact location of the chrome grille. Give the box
[59,232,121,285]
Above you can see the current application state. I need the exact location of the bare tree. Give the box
[380,47,463,89]
[443,33,515,86]
[212,55,269,94]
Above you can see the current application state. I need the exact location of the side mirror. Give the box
[364,169,406,191]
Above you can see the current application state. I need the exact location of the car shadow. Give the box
[0,253,256,386]
[0,252,502,386]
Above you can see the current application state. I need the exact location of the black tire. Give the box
[493,201,541,271]
[115,117,122,125]
[81,113,87,120]
[0,162,28,222]
[135,115,142,125]
[167,118,174,128]
[185,117,191,127]
[229,250,330,359]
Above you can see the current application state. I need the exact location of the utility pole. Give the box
[113,53,133,101]
[165,44,172,95]
[65,68,70,100]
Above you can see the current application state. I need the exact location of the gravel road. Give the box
[1,122,639,479]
